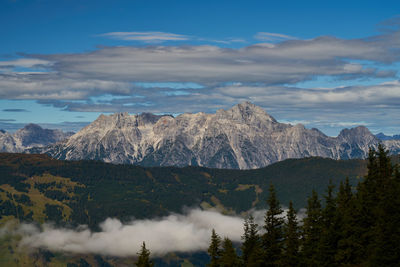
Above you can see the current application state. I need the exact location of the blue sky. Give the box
[1,0,400,135]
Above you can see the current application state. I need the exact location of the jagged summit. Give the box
[221,101,277,124]
[338,126,377,142]
[91,102,275,127]
[34,102,400,169]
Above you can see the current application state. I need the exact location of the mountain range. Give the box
[0,123,73,153]
[20,102,399,169]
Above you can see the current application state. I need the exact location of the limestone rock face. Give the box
[34,102,399,169]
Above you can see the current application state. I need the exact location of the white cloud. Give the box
[328,121,372,127]
[100,31,189,42]
[216,81,400,108]
[0,58,52,68]
[254,32,296,41]
[34,42,388,87]
[10,209,304,257]
[1,29,399,98]
[5,208,306,257]
[0,74,132,100]
[13,209,244,256]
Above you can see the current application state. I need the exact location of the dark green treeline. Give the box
[206,145,400,267]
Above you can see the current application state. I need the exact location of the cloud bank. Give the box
[35,36,397,85]
[0,208,307,257]
[13,209,245,256]
[1,28,399,105]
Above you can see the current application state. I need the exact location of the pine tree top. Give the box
[135,242,154,267]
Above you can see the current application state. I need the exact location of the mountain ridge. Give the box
[30,102,400,169]
[0,124,73,153]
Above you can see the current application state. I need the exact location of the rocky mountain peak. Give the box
[237,101,257,109]
[216,101,277,125]
[332,126,380,159]
[15,123,73,147]
[338,126,377,142]
[110,112,131,123]
[23,123,44,131]
[115,112,129,117]
[90,114,112,128]
[96,114,108,121]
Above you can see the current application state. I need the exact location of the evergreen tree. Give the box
[246,246,265,267]
[301,190,322,266]
[337,145,400,265]
[208,229,222,267]
[394,166,400,182]
[367,145,400,265]
[281,201,300,267]
[336,178,352,211]
[356,146,388,264]
[262,184,284,266]
[371,170,400,266]
[377,144,392,183]
[334,178,361,265]
[241,215,263,267]
[317,181,338,266]
[219,238,240,267]
[135,242,154,267]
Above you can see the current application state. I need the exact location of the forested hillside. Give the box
[0,153,367,226]
[0,152,388,266]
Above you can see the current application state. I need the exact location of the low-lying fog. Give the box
[1,208,305,257]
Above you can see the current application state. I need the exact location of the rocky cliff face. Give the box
[0,124,73,152]
[36,102,399,169]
